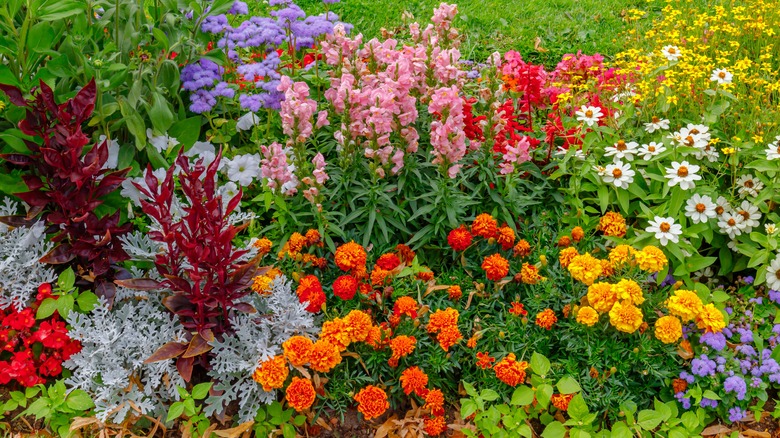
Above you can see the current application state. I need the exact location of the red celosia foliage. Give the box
[0,80,131,298]
[0,284,81,387]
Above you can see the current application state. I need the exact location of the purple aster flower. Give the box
[701,332,727,351]
[679,371,696,384]
[202,14,231,34]
[691,356,717,377]
[228,1,249,15]
[743,276,755,285]
[728,407,747,422]
[723,375,747,400]
[736,345,757,357]
[660,274,676,287]
[751,377,762,388]
[700,398,718,409]
[770,290,780,304]
[725,306,733,315]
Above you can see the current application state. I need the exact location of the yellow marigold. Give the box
[654,315,683,344]
[609,245,636,269]
[252,355,289,391]
[568,253,603,285]
[600,259,615,277]
[389,335,417,367]
[400,366,429,396]
[535,309,557,330]
[559,247,579,268]
[482,253,509,281]
[283,336,313,367]
[635,246,668,272]
[608,300,644,333]
[612,279,645,305]
[447,285,463,300]
[519,262,545,284]
[288,232,307,255]
[436,324,462,351]
[696,303,726,333]
[576,306,599,326]
[666,290,703,322]
[253,237,273,255]
[319,318,351,351]
[334,241,367,272]
[587,282,617,313]
[428,308,459,333]
[513,239,531,257]
[472,213,498,239]
[424,416,447,436]
[286,377,316,412]
[493,353,529,386]
[497,226,516,250]
[354,386,389,420]
[252,275,273,295]
[571,226,585,242]
[309,340,342,373]
[598,212,627,237]
[343,310,373,343]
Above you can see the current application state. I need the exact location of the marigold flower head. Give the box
[365,324,392,349]
[283,336,313,367]
[519,262,545,284]
[370,266,391,286]
[472,213,498,239]
[320,318,351,351]
[696,303,726,333]
[493,353,529,386]
[666,290,703,322]
[587,282,618,313]
[252,355,289,391]
[497,226,516,250]
[333,275,359,300]
[609,245,636,269]
[305,229,321,246]
[286,377,316,412]
[252,275,274,295]
[436,324,463,351]
[655,315,683,344]
[672,378,688,394]
[513,239,531,257]
[424,416,447,436]
[559,247,579,268]
[253,237,273,255]
[393,296,419,319]
[288,232,307,255]
[535,309,557,330]
[376,253,402,271]
[309,340,342,373]
[482,253,509,281]
[389,335,417,367]
[557,235,572,247]
[416,268,434,282]
[476,351,496,369]
[427,308,459,333]
[447,225,473,251]
[576,306,599,326]
[466,334,478,348]
[354,386,389,420]
[296,275,325,313]
[571,226,585,242]
[567,253,603,285]
[343,310,373,343]
[636,246,668,272]
[612,278,645,305]
[598,212,627,237]
[424,389,445,416]
[509,301,528,316]
[600,259,615,277]
[400,366,429,396]
[335,241,367,272]
[608,300,644,333]
[447,285,462,300]
[395,244,416,264]
[551,393,574,411]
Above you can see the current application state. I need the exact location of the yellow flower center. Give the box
[728,218,736,226]
[715,206,724,215]
[585,110,593,117]
[695,203,706,213]
[677,166,689,177]
[652,116,660,123]
[739,210,750,221]
[668,48,677,54]
[660,222,671,232]
[648,145,656,152]
[718,71,726,79]
[612,168,623,178]
[616,140,627,151]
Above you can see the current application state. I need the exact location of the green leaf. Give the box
[118,98,147,149]
[681,411,699,430]
[36,298,59,320]
[65,390,94,411]
[480,389,499,402]
[556,376,581,394]
[463,382,478,398]
[611,421,633,438]
[191,382,212,400]
[536,384,553,409]
[637,409,664,430]
[56,294,75,319]
[531,352,551,377]
[282,423,296,438]
[58,268,76,291]
[170,117,203,149]
[167,402,185,422]
[541,421,566,438]
[511,386,535,407]
[567,395,589,420]
[149,92,175,135]
[702,390,721,401]
[76,291,99,312]
[461,399,478,419]
[27,22,56,53]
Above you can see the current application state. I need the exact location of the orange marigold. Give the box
[424,389,445,416]
[472,213,498,239]
[609,245,636,269]
[436,324,463,351]
[416,268,434,282]
[296,275,325,313]
[393,296,419,319]
[587,282,618,313]
[571,226,585,242]
[334,241,367,272]
[333,275,359,300]
[482,253,509,281]
[389,335,417,367]
[319,318,351,351]
[598,212,627,237]
[428,308,459,333]
[400,366,429,396]
[466,335,478,348]
[509,301,528,316]
[519,262,545,284]
[672,378,688,394]
[557,235,572,247]
[282,336,313,367]
[286,377,316,412]
[343,310,373,343]
[253,237,273,255]
[395,244,416,264]
[288,232,307,255]
[600,259,615,277]
[493,353,529,386]
[535,309,557,330]
[476,351,496,369]
[424,416,447,436]
[567,253,603,285]
[354,386,389,420]
[447,285,463,300]
[309,340,342,373]
[305,229,321,246]
[513,239,531,257]
[252,355,289,391]
[559,247,579,268]
[370,266,391,286]
[497,226,516,250]
[252,275,274,295]
[376,253,402,271]
[447,225,473,251]
[551,393,574,411]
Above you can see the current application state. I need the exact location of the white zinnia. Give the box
[604,140,639,161]
[575,105,603,127]
[765,136,780,160]
[646,216,682,246]
[665,161,701,190]
[735,201,761,232]
[661,45,682,61]
[710,68,733,84]
[736,174,763,198]
[765,254,780,292]
[717,212,746,239]
[685,194,716,224]
[644,117,670,133]
[638,142,666,160]
[602,161,635,189]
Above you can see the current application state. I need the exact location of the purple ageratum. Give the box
[700,332,727,351]
[770,290,780,304]
[202,14,230,34]
[736,344,757,357]
[723,375,747,400]
[228,1,249,15]
[691,355,717,377]
[181,59,224,91]
[679,371,695,384]
[700,397,718,408]
[728,407,747,422]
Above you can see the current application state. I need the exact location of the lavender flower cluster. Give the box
[674,295,780,423]
[181,0,347,113]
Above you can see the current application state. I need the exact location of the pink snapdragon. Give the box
[312,153,329,185]
[429,85,466,178]
[260,142,298,195]
[278,76,317,144]
[498,136,532,175]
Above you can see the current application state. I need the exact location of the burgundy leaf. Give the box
[72,78,97,122]
[162,295,195,314]
[0,153,35,166]
[144,342,187,363]
[182,333,213,359]
[40,244,76,264]
[176,356,195,382]
[95,280,116,304]
[114,278,163,290]
[232,302,257,314]
[0,83,27,106]
[0,215,37,227]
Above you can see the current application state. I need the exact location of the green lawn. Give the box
[298,0,650,66]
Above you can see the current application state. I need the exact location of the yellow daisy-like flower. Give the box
[612,279,645,305]
[696,303,726,333]
[635,246,668,272]
[587,282,618,313]
[576,306,599,326]
[654,315,682,344]
[567,253,603,286]
[666,290,703,322]
[608,300,644,333]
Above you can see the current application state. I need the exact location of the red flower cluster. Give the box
[0,284,81,387]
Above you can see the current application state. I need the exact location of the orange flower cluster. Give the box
[427,308,462,351]
[559,247,579,268]
[399,366,429,396]
[253,237,273,255]
[518,263,545,284]
[551,393,574,411]
[252,356,289,391]
[283,336,313,366]
[285,377,316,412]
[393,296,419,319]
[493,353,529,386]
[424,389,445,416]
[447,225,473,251]
[395,244,416,264]
[251,267,283,295]
[535,309,557,330]
[482,253,509,281]
[509,301,528,316]
[496,226,516,250]
[277,230,326,266]
[447,285,462,300]
[571,226,585,242]
[557,235,572,247]
[354,385,389,420]
[424,416,447,436]
[388,335,416,367]
[334,241,367,273]
[471,213,498,239]
[476,351,496,369]
[513,239,531,257]
[309,340,342,373]
[598,212,627,237]
[296,274,326,313]
[333,275,359,300]
[376,253,401,271]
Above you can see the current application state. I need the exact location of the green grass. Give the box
[298,0,650,66]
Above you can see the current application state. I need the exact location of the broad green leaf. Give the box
[65,390,94,411]
[531,352,551,376]
[556,375,581,394]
